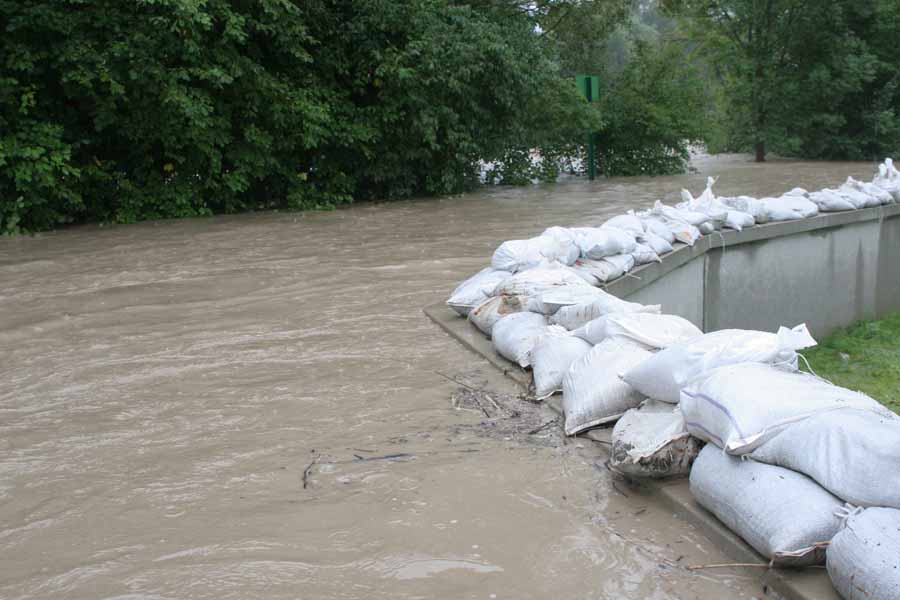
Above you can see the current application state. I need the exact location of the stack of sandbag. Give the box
[493,262,594,314]
[610,400,701,478]
[561,313,700,436]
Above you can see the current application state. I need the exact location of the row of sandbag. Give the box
[449,160,900,319]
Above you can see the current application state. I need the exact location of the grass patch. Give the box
[801,312,900,415]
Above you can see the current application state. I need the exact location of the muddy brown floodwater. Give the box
[0,155,877,599]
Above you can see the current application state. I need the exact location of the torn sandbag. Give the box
[610,400,701,478]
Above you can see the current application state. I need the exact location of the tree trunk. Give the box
[755,140,766,162]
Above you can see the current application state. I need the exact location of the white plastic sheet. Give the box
[609,400,700,479]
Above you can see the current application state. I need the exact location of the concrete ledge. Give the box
[603,203,900,300]
[424,302,839,600]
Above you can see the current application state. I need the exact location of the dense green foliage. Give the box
[802,313,900,415]
[669,0,900,161]
[0,0,609,233]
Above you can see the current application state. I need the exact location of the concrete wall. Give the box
[606,204,900,339]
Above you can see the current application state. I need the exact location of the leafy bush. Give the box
[596,39,709,176]
[0,0,604,233]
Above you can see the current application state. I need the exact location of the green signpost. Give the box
[576,75,599,180]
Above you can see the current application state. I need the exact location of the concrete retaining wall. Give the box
[605,204,900,338]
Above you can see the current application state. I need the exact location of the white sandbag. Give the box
[491,238,544,272]
[809,189,856,212]
[468,294,526,336]
[491,234,579,273]
[622,324,816,404]
[549,291,661,331]
[638,231,674,256]
[540,226,583,264]
[680,363,892,454]
[846,176,892,206]
[562,338,652,434]
[719,195,770,223]
[750,408,900,509]
[652,200,711,227]
[836,181,878,209]
[491,312,549,368]
[724,210,755,231]
[764,195,818,221]
[573,312,702,349]
[679,177,728,225]
[610,400,701,479]
[570,254,635,285]
[666,219,702,246]
[787,187,809,197]
[602,213,644,236]
[538,285,603,315]
[446,267,510,316]
[640,217,676,244]
[573,227,637,260]
[531,329,593,398]
[873,158,900,201]
[493,263,592,314]
[631,242,661,265]
[827,507,900,600]
[690,445,844,566]
[697,221,715,234]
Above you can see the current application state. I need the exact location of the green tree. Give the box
[668,0,900,161]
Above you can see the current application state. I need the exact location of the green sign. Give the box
[576,75,599,180]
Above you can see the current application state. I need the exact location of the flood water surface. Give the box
[0,156,877,599]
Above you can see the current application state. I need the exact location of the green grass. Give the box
[801,312,900,415]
